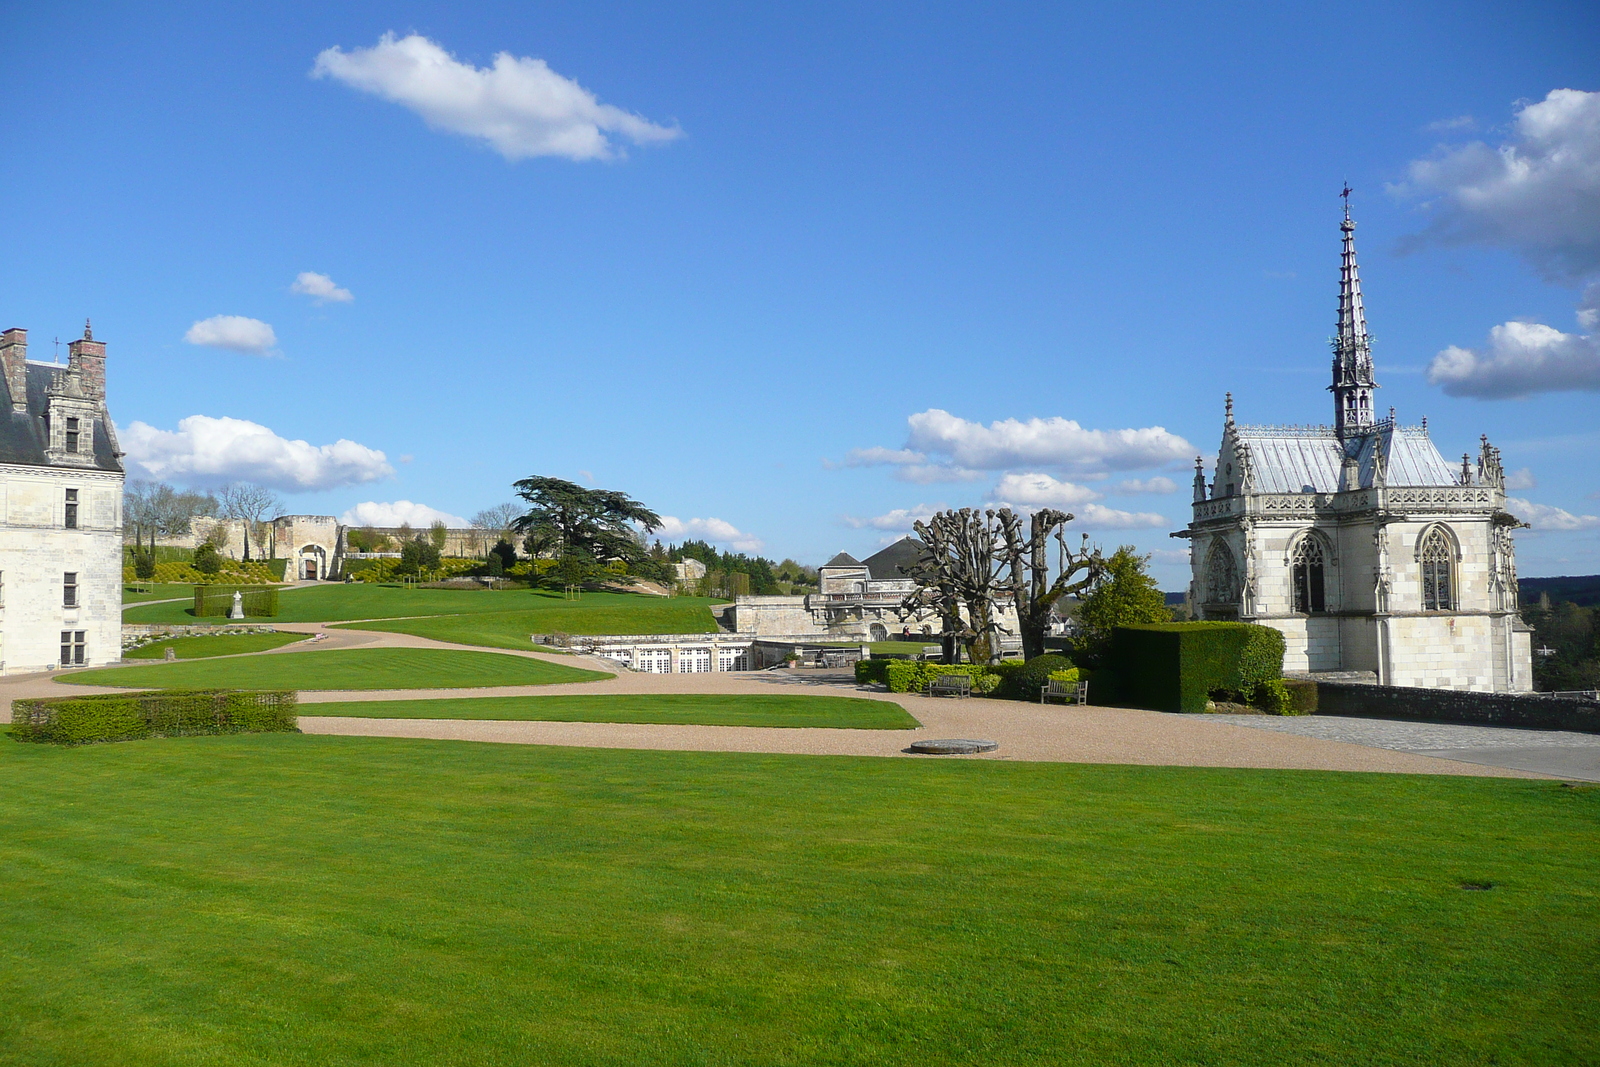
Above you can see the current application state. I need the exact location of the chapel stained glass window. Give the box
[1292,537,1326,614]
[1420,528,1454,611]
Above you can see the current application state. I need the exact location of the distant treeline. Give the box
[1520,575,1600,609]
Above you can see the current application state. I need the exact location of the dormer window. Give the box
[65,417,80,452]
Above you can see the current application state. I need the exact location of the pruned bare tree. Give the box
[995,508,1104,660]
[901,508,1011,664]
[472,503,522,544]
[901,506,1105,664]
[219,483,283,562]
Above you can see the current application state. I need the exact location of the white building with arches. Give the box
[1174,202,1533,692]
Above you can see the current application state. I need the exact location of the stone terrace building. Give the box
[1175,203,1532,692]
[0,322,124,673]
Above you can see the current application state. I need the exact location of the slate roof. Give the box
[0,363,122,472]
[1233,423,1456,493]
[821,551,864,569]
[862,537,924,580]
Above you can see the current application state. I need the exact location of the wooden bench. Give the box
[927,674,973,699]
[1041,678,1089,705]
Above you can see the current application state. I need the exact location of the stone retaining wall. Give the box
[1318,681,1600,734]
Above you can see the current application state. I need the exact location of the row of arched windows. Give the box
[1202,526,1456,614]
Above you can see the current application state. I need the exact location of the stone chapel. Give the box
[1175,200,1533,692]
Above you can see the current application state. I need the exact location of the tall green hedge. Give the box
[193,585,280,617]
[1107,622,1285,713]
[9,689,298,745]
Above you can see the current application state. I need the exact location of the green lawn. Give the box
[121,582,195,604]
[123,584,722,635]
[125,631,310,660]
[304,693,920,729]
[1,737,1595,1065]
[62,648,611,691]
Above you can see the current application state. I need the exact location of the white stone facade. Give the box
[0,323,124,674]
[1175,206,1533,693]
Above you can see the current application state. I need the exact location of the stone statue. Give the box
[229,590,245,619]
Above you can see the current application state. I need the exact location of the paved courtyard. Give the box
[1200,713,1600,782]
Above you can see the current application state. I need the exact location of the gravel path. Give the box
[0,620,1559,779]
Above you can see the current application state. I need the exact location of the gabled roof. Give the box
[862,536,924,580]
[1229,422,1457,493]
[0,363,122,472]
[821,551,864,569]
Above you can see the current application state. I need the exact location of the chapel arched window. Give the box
[1291,537,1326,614]
[1420,528,1454,611]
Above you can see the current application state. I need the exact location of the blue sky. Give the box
[4,0,1598,586]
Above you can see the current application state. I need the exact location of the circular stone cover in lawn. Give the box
[63,648,612,691]
[908,739,999,755]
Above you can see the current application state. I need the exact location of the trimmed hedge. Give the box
[9,689,298,745]
[1282,678,1318,715]
[999,654,1075,701]
[855,659,999,694]
[193,585,280,618]
[1107,622,1285,713]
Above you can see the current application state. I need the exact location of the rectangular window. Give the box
[65,416,80,453]
[60,630,86,666]
[64,488,78,529]
[63,572,78,608]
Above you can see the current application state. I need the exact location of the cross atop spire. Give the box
[1329,188,1377,438]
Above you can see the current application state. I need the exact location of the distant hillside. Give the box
[1519,575,1600,608]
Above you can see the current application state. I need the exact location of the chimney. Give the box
[0,327,26,411]
[67,319,106,401]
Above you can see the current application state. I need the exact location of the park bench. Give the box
[927,674,973,699]
[821,651,861,668]
[1041,678,1089,705]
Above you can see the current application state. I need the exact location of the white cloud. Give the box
[1395,88,1600,282]
[313,33,681,162]
[1112,476,1178,495]
[988,472,1167,529]
[341,500,469,527]
[656,516,765,553]
[121,415,394,491]
[843,504,945,532]
[1427,287,1600,397]
[184,315,277,355]
[291,271,354,304]
[1504,467,1538,490]
[990,472,1103,509]
[905,409,1193,474]
[1507,496,1600,531]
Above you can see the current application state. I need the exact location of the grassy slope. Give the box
[1,736,1595,1066]
[123,584,721,633]
[303,693,920,729]
[125,632,310,660]
[62,648,611,690]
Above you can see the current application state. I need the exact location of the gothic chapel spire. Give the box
[1331,186,1377,438]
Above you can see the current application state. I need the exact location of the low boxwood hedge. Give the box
[9,689,298,745]
[1107,622,1285,713]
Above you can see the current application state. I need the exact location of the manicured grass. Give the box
[304,693,921,728]
[1,736,1596,1066]
[123,584,722,634]
[326,610,632,650]
[124,631,310,660]
[62,648,611,691]
[821,640,936,654]
[121,582,195,604]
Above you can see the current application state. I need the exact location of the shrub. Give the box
[193,585,280,617]
[998,653,1076,701]
[192,543,222,575]
[1251,678,1292,715]
[132,549,156,580]
[9,689,298,745]
[1107,622,1285,713]
[1281,678,1318,715]
[855,659,892,687]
